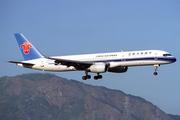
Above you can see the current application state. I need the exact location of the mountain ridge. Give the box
[0,73,179,120]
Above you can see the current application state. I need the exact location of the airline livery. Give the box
[7,33,176,80]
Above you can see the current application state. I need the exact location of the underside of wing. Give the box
[46,57,93,70]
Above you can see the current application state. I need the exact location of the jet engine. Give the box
[108,66,128,73]
[89,63,108,73]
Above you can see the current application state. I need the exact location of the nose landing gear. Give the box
[153,64,160,75]
[154,72,158,75]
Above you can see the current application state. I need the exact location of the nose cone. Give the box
[171,57,177,63]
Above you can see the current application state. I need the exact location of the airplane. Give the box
[7,33,176,80]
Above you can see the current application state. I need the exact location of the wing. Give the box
[46,57,93,70]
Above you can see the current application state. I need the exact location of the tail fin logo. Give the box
[20,42,32,54]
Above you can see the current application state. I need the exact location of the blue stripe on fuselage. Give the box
[85,57,176,63]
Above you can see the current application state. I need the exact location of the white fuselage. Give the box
[18,50,176,72]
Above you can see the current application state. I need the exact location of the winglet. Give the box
[14,33,44,60]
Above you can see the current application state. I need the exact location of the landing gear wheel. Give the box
[94,76,98,80]
[82,76,87,80]
[82,70,91,80]
[98,75,102,79]
[154,72,158,75]
[94,75,103,80]
[82,75,91,80]
[87,75,91,79]
[153,65,159,76]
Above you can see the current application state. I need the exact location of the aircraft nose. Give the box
[172,57,177,63]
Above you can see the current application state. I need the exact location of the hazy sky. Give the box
[1,0,180,115]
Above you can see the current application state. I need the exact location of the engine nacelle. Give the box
[108,66,128,73]
[89,63,108,73]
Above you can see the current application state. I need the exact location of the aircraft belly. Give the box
[32,64,76,72]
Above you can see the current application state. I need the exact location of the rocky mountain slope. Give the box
[0,73,179,120]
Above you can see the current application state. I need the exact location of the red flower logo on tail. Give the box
[20,42,32,54]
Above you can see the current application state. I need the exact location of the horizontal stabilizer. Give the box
[6,61,34,66]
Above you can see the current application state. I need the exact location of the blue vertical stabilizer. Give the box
[14,33,44,60]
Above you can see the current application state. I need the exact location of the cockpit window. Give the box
[163,54,172,56]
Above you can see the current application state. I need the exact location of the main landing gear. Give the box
[82,75,91,80]
[94,73,102,80]
[82,71,102,80]
[82,70,91,80]
[153,64,160,75]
